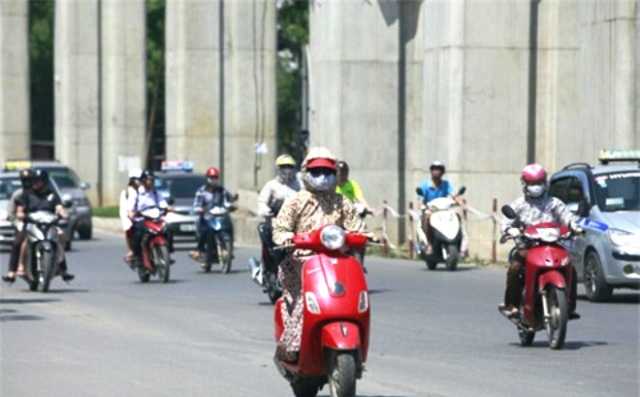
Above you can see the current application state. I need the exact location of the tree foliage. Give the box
[277,0,309,158]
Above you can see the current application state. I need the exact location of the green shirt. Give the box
[336,179,363,202]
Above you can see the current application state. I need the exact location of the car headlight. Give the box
[320,225,346,250]
[0,210,8,221]
[608,229,639,248]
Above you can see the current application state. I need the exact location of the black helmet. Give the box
[19,168,35,189]
[139,169,155,181]
[336,160,350,173]
[429,160,446,174]
[32,168,49,182]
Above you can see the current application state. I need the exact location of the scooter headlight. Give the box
[305,292,321,314]
[320,225,346,250]
[536,227,560,242]
[358,290,369,313]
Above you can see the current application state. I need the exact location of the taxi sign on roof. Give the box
[599,149,640,165]
[3,160,33,171]
[161,160,194,172]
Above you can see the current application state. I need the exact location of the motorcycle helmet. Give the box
[32,168,49,182]
[336,160,349,173]
[301,147,337,193]
[19,168,35,189]
[139,169,155,181]
[521,163,548,198]
[275,154,296,168]
[205,167,220,178]
[302,146,337,171]
[429,160,446,174]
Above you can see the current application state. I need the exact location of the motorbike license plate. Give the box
[180,224,196,232]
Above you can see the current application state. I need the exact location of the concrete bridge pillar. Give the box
[55,0,146,205]
[165,0,276,192]
[0,0,30,161]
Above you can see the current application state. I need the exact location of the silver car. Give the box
[549,151,640,301]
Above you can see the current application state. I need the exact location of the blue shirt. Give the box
[417,180,455,204]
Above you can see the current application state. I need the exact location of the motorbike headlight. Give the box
[305,292,321,314]
[608,229,638,248]
[320,225,346,250]
[358,291,369,313]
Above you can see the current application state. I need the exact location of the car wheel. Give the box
[584,250,613,302]
[78,225,92,240]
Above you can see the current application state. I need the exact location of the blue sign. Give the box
[582,218,609,232]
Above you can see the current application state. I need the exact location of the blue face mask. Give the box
[304,171,336,192]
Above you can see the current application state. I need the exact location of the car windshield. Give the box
[47,169,81,189]
[155,175,205,199]
[593,171,640,212]
[0,177,21,200]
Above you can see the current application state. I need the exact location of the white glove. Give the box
[507,227,521,237]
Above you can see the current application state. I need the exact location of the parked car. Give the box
[549,149,640,301]
[0,171,75,250]
[3,160,93,240]
[154,161,206,246]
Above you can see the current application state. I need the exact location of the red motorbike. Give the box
[274,225,370,397]
[131,206,171,283]
[499,205,578,349]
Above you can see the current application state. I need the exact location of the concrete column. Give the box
[101,0,146,204]
[310,0,423,241]
[0,0,30,161]
[54,0,99,202]
[165,0,276,192]
[578,0,639,153]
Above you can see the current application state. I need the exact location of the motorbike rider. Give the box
[501,163,582,319]
[188,166,237,262]
[119,167,141,262]
[417,160,464,255]
[2,168,35,283]
[336,160,376,216]
[253,155,301,281]
[127,169,174,263]
[14,169,74,282]
[272,146,368,362]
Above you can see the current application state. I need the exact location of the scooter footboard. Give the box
[321,322,361,351]
[538,270,567,293]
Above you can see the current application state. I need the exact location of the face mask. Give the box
[526,184,546,198]
[279,168,295,179]
[207,178,218,186]
[304,172,336,192]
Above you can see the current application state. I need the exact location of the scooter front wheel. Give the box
[546,287,568,350]
[291,379,320,397]
[328,352,356,397]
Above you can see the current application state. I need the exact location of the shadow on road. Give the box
[420,266,478,273]
[0,297,59,305]
[369,288,393,295]
[513,340,608,350]
[577,293,640,304]
[0,313,45,322]
[47,288,90,294]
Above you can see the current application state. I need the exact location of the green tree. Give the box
[277,0,309,159]
[29,0,55,159]
[145,0,166,169]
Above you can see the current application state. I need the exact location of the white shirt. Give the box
[119,186,137,230]
[126,187,168,221]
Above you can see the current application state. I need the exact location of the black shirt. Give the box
[17,188,62,213]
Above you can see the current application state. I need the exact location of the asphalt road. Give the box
[1,232,638,397]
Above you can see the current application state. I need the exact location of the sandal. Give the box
[188,251,201,262]
[2,272,16,283]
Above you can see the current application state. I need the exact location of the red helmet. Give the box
[206,167,220,178]
[521,163,547,184]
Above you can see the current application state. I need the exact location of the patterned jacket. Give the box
[273,189,366,247]
[501,194,578,233]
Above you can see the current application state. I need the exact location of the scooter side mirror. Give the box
[416,187,424,196]
[166,197,175,205]
[501,205,517,219]
[457,186,466,196]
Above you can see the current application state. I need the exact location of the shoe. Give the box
[61,273,75,282]
[169,255,176,265]
[569,312,581,320]
[2,273,16,283]
[188,251,201,262]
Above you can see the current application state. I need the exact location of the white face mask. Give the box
[304,172,336,192]
[526,184,546,198]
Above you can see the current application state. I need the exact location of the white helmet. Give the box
[128,167,142,179]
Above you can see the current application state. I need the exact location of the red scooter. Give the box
[131,206,171,283]
[274,225,370,397]
[499,205,579,350]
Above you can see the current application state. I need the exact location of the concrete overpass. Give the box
[1,0,638,258]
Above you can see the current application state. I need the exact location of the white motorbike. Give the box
[415,186,466,271]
